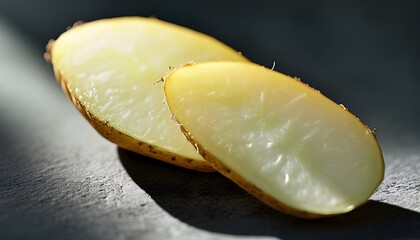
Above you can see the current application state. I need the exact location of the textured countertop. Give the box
[1,2,420,239]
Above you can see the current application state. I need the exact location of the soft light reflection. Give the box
[265,141,273,148]
[284,173,289,184]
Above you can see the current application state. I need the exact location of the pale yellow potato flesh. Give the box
[165,62,385,217]
[50,17,248,171]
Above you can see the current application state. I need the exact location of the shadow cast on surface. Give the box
[118,148,420,240]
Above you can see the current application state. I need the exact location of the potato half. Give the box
[49,17,248,171]
[164,62,385,218]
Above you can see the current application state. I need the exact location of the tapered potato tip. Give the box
[49,17,249,171]
[164,61,385,218]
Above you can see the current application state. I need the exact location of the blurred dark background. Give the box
[1,0,419,143]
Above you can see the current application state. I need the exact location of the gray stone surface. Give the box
[1,15,420,240]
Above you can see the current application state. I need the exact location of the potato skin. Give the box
[48,39,215,172]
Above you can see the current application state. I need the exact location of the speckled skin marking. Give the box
[49,41,214,172]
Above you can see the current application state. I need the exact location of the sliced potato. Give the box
[49,17,248,171]
[164,62,385,218]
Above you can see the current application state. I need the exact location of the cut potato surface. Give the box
[50,17,248,171]
[164,62,385,217]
